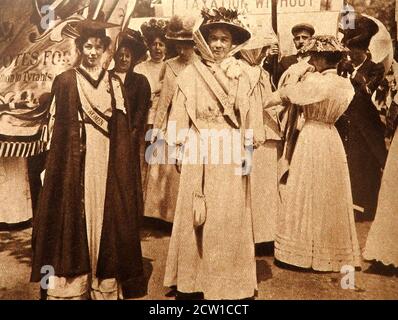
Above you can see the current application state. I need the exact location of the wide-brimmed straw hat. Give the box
[298,35,348,55]
[199,7,251,45]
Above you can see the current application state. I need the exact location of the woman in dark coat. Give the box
[31,20,147,300]
[110,29,151,217]
[336,15,387,220]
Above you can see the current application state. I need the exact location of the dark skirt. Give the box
[336,113,387,219]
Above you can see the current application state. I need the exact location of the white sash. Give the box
[76,74,110,135]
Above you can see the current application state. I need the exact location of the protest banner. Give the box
[128,0,345,55]
[0,0,130,156]
[4,0,393,158]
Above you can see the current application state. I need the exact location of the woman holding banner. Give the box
[31,20,146,300]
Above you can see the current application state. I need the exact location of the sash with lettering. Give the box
[76,68,110,136]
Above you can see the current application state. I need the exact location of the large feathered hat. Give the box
[166,15,196,42]
[341,14,379,50]
[199,7,251,45]
[299,35,348,54]
[140,18,169,45]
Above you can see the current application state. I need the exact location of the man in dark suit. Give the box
[336,15,387,221]
[264,23,315,89]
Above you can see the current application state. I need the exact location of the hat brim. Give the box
[343,34,374,50]
[72,19,118,34]
[299,36,348,55]
[78,19,119,30]
[165,34,195,42]
[70,19,118,42]
[345,37,372,50]
[200,22,251,45]
[303,46,349,53]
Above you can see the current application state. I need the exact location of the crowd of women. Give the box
[1,6,398,300]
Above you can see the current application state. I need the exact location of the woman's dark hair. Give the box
[146,33,167,47]
[147,36,173,60]
[116,42,135,58]
[75,34,111,52]
[313,51,345,67]
[166,39,195,59]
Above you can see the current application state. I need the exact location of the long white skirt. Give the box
[363,130,398,267]
[251,141,280,243]
[164,125,257,299]
[0,157,32,224]
[275,121,361,272]
[144,139,180,222]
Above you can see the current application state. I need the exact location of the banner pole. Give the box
[271,0,278,90]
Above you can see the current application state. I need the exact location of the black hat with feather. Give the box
[342,14,379,51]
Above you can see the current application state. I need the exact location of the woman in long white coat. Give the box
[163,8,257,300]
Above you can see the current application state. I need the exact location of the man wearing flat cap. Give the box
[264,23,315,88]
